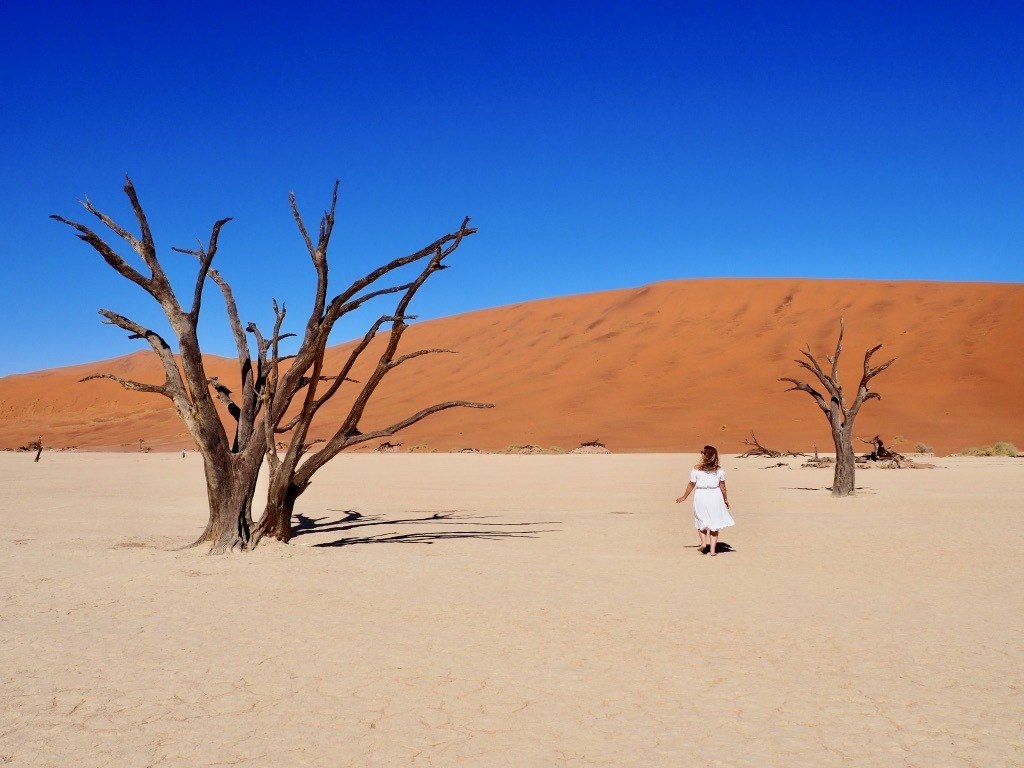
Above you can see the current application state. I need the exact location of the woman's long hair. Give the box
[697,445,720,471]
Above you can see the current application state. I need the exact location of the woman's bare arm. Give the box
[675,481,696,503]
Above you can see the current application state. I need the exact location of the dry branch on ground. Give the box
[738,431,805,458]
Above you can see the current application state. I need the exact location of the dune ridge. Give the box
[1,278,1021,455]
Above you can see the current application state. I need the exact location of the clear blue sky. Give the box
[1,1,1021,376]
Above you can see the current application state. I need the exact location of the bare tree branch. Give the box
[795,348,841,403]
[50,214,153,293]
[388,348,455,370]
[336,281,417,316]
[848,345,897,422]
[778,377,830,415]
[80,373,170,397]
[302,401,494,470]
[290,192,318,260]
[207,377,241,421]
[208,269,250,364]
[81,197,143,253]
[825,316,845,383]
[290,181,338,324]
[182,217,232,321]
[321,217,475,327]
[297,314,397,421]
[121,177,160,277]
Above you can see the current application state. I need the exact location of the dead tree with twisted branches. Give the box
[779,319,895,497]
[54,178,492,552]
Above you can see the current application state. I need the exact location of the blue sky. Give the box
[1,1,1021,376]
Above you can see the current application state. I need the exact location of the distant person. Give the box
[181,449,186,458]
[675,445,734,555]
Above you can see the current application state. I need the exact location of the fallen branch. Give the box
[738,431,781,458]
[739,431,806,458]
[860,435,905,464]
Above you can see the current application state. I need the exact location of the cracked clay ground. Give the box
[1,452,1022,767]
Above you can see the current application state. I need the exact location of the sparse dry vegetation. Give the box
[498,444,569,455]
[957,442,1019,457]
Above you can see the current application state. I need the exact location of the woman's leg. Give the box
[697,527,708,551]
[709,529,719,555]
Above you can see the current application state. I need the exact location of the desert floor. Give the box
[1,452,1022,767]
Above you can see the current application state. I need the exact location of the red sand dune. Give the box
[1,279,1021,455]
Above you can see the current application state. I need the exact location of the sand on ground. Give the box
[1,452,1022,767]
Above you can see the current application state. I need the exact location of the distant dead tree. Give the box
[860,435,905,464]
[54,178,492,552]
[779,319,895,496]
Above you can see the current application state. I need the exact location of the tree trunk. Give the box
[192,454,262,553]
[831,428,856,497]
[252,474,308,544]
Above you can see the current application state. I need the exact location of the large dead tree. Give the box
[779,319,895,497]
[53,178,491,552]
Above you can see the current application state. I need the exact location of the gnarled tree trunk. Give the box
[833,426,856,496]
[192,451,263,552]
[252,472,306,544]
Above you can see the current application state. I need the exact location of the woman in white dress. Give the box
[675,445,734,555]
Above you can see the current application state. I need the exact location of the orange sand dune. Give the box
[1,278,1021,455]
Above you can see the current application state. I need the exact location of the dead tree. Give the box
[245,189,491,547]
[861,435,905,464]
[54,178,491,552]
[779,319,895,497]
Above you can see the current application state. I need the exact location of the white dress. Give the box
[690,467,735,532]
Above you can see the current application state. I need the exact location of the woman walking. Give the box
[676,445,734,555]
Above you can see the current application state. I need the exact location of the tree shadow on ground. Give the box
[293,510,561,548]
